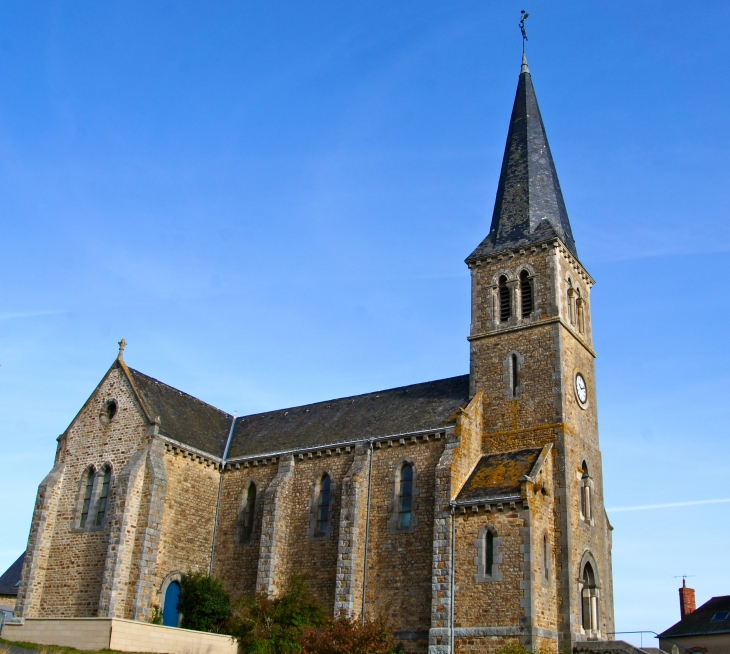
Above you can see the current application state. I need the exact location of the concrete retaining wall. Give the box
[2,617,238,654]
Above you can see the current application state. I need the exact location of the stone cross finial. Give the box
[118,338,127,361]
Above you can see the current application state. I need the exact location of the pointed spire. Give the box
[467,56,577,262]
[521,52,530,74]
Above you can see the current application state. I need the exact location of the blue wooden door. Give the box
[163,581,180,627]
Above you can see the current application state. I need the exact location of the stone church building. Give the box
[15,55,614,653]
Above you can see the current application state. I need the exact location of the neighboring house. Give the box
[0,553,25,618]
[659,582,730,653]
[13,53,615,654]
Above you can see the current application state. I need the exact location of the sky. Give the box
[0,0,728,646]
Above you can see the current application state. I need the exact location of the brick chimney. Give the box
[679,579,696,619]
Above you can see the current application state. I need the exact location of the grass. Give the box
[0,638,154,654]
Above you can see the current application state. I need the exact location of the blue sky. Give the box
[1,1,728,645]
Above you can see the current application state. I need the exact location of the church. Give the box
[14,55,614,654]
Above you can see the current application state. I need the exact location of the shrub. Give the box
[178,571,231,633]
[495,644,543,654]
[149,604,163,625]
[229,575,325,654]
[299,615,402,654]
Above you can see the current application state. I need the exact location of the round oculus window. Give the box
[99,399,118,425]
[575,373,588,407]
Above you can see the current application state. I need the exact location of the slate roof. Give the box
[456,448,543,502]
[660,595,730,638]
[122,367,470,460]
[0,553,24,597]
[467,54,577,262]
[227,375,470,459]
[127,367,234,458]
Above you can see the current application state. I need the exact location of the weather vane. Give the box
[519,10,529,53]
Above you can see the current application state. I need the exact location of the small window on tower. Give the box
[485,529,494,575]
[520,270,533,318]
[577,298,586,334]
[511,353,519,399]
[498,276,511,322]
[580,461,593,524]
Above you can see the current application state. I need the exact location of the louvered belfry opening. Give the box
[499,276,511,322]
[520,270,533,317]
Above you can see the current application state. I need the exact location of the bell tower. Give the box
[465,54,614,647]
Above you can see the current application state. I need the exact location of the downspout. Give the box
[209,412,237,575]
[361,440,374,624]
[450,503,456,654]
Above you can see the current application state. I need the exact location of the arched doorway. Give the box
[162,580,181,627]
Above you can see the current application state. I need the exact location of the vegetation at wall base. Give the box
[229,575,326,654]
[149,604,162,625]
[299,615,403,654]
[178,571,231,633]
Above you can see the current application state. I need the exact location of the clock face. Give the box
[575,373,588,405]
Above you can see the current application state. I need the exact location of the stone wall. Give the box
[149,447,220,610]
[19,365,150,618]
[211,459,279,602]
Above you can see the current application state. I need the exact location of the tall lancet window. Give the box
[511,353,519,398]
[315,474,331,537]
[398,463,413,529]
[580,461,593,524]
[498,276,511,322]
[485,529,494,575]
[520,270,533,317]
[241,483,256,543]
[567,280,576,325]
[577,298,586,334]
[94,465,112,527]
[581,561,599,634]
[79,468,95,529]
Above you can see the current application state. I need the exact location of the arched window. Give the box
[79,468,95,529]
[498,275,511,322]
[485,529,494,575]
[315,474,331,537]
[577,298,586,334]
[475,525,502,582]
[580,461,593,523]
[520,270,533,318]
[241,483,256,543]
[581,561,599,634]
[510,353,519,399]
[567,280,579,326]
[94,465,112,527]
[398,463,413,529]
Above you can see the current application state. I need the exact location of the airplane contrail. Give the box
[607,498,730,512]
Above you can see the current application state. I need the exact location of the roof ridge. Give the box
[235,374,470,420]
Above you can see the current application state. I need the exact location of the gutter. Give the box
[209,412,237,575]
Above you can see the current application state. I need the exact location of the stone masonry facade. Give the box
[14,57,614,654]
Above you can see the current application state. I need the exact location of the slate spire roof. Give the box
[467,53,577,262]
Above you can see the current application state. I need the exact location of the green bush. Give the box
[229,575,325,654]
[178,571,231,633]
